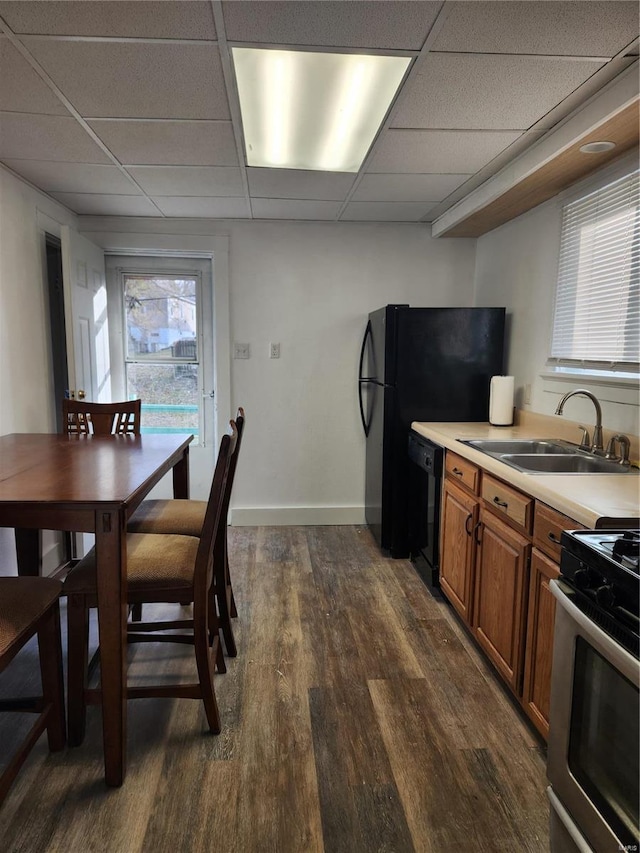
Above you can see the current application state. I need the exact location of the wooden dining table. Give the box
[0,431,193,786]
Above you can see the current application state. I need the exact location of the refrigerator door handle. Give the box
[358,321,373,436]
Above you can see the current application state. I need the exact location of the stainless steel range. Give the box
[547,529,639,853]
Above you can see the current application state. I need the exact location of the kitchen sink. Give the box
[462,439,575,455]
[458,438,635,474]
[499,454,632,474]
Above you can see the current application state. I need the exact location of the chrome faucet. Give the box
[555,389,604,451]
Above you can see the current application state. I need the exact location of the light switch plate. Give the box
[270,342,280,359]
[234,342,250,359]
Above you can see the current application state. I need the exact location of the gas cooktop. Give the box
[560,530,639,645]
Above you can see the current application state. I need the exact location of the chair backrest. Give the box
[192,422,238,617]
[223,407,245,515]
[62,399,141,436]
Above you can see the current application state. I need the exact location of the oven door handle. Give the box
[550,579,639,683]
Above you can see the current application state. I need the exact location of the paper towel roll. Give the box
[489,375,515,426]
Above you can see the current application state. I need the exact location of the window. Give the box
[123,273,200,436]
[549,168,639,377]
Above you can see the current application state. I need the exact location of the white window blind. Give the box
[550,168,639,372]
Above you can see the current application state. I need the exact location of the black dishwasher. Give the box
[407,430,444,591]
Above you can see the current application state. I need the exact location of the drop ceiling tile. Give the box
[151,197,250,218]
[0,2,216,39]
[247,168,355,200]
[432,1,639,58]
[392,53,606,130]
[352,173,471,202]
[0,38,68,115]
[88,120,238,166]
[251,198,341,220]
[0,112,111,162]
[1,159,137,193]
[49,192,161,216]
[24,40,229,119]
[341,201,437,221]
[222,1,440,50]
[368,129,522,174]
[127,166,243,197]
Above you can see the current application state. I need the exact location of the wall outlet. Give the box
[270,342,280,359]
[524,383,532,405]
[233,342,250,359]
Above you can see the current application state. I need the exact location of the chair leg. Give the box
[225,545,238,618]
[215,637,225,675]
[193,630,221,734]
[207,594,226,673]
[217,536,237,657]
[37,603,66,752]
[218,588,237,658]
[67,594,90,747]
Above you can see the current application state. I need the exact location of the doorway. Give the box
[45,234,68,433]
[106,254,217,499]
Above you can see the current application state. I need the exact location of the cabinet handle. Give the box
[452,468,464,477]
[465,513,473,536]
[473,520,483,546]
[548,532,561,544]
[493,496,508,509]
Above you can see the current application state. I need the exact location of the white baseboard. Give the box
[230,506,366,526]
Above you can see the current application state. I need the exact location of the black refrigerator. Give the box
[358,304,505,558]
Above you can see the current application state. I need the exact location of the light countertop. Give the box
[411,420,640,529]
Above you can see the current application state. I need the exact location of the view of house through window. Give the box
[124,273,200,435]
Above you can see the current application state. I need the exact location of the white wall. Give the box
[474,166,640,439]
[0,168,78,433]
[227,222,476,523]
[80,217,477,523]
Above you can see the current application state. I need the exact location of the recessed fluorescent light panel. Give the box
[232,47,411,172]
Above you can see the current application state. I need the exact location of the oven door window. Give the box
[568,637,639,847]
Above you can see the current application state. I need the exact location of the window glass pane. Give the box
[127,363,199,436]
[569,638,639,847]
[124,276,197,361]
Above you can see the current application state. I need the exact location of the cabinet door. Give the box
[522,548,560,739]
[439,480,478,625]
[473,509,531,692]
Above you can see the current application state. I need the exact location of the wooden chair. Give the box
[62,398,141,436]
[63,422,237,747]
[0,577,66,805]
[128,407,245,657]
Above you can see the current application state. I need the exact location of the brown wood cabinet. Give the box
[521,502,583,738]
[438,452,584,741]
[522,548,560,739]
[439,479,479,623]
[473,509,531,691]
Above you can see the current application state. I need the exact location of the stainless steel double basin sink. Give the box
[458,438,635,475]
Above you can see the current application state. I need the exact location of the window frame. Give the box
[544,152,640,388]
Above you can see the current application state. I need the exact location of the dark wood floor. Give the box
[0,526,550,852]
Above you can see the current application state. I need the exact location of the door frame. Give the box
[74,232,232,479]
[106,255,213,450]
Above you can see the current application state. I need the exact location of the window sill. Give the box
[540,367,639,390]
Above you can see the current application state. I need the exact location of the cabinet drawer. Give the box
[533,503,583,562]
[481,474,533,533]
[445,452,480,494]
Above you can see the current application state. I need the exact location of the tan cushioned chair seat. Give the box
[0,577,62,659]
[128,499,207,537]
[63,533,200,595]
